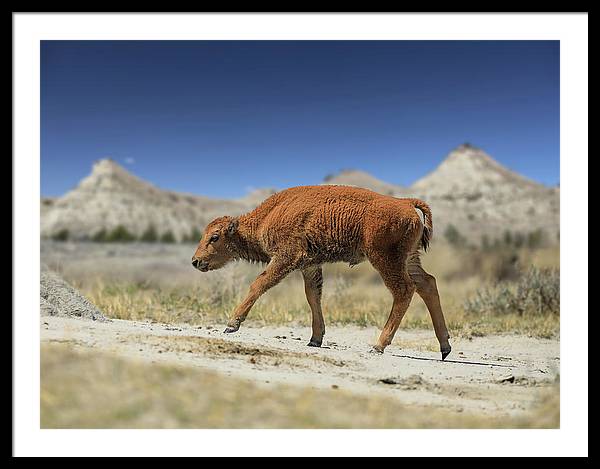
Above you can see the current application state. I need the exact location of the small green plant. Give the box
[191,228,202,242]
[513,232,525,249]
[51,229,70,241]
[106,225,136,242]
[92,229,107,242]
[527,229,546,249]
[140,225,158,243]
[503,230,513,247]
[182,227,202,243]
[492,249,520,281]
[160,230,176,243]
[444,224,467,247]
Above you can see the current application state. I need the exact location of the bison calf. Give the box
[192,185,451,359]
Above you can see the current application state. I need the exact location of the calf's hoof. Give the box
[307,339,322,348]
[441,345,452,361]
[369,346,384,355]
[223,324,240,334]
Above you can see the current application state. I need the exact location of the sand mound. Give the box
[40,266,106,321]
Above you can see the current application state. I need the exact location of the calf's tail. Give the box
[410,199,433,252]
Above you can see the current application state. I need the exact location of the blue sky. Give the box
[41,40,559,198]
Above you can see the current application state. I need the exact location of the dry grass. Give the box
[465,267,559,317]
[85,278,560,339]
[41,343,559,429]
[44,240,560,339]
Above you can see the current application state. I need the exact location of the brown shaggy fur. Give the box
[192,185,451,358]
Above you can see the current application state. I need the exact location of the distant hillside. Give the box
[409,144,559,244]
[41,144,559,245]
[40,159,253,242]
[324,169,409,197]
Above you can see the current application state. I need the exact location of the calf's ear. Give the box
[227,218,239,235]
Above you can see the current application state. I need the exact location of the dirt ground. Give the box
[41,315,559,418]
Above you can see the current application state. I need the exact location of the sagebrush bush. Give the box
[106,225,136,242]
[182,227,202,243]
[444,224,467,247]
[160,230,176,243]
[464,267,559,317]
[92,228,107,242]
[481,229,547,251]
[140,225,158,242]
[51,229,69,241]
[527,229,546,249]
[440,245,520,282]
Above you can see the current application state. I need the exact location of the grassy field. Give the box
[40,241,560,430]
[46,240,560,339]
[41,343,560,429]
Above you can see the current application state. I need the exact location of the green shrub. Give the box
[140,225,158,243]
[527,229,546,249]
[503,230,513,246]
[92,229,107,242]
[444,224,467,247]
[190,228,201,243]
[491,249,520,281]
[160,230,176,243]
[481,234,491,251]
[464,267,560,317]
[51,229,69,241]
[513,232,525,249]
[182,227,202,243]
[106,225,136,243]
[496,229,547,250]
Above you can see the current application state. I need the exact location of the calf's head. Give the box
[191,216,239,272]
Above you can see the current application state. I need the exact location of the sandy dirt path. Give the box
[41,316,559,417]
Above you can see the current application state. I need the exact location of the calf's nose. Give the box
[192,258,200,268]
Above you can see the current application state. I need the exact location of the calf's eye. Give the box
[210,234,219,243]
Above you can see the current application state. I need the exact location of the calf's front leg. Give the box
[224,258,295,333]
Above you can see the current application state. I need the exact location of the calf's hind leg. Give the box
[302,266,325,347]
[408,254,452,360]
[369,253,416,354]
